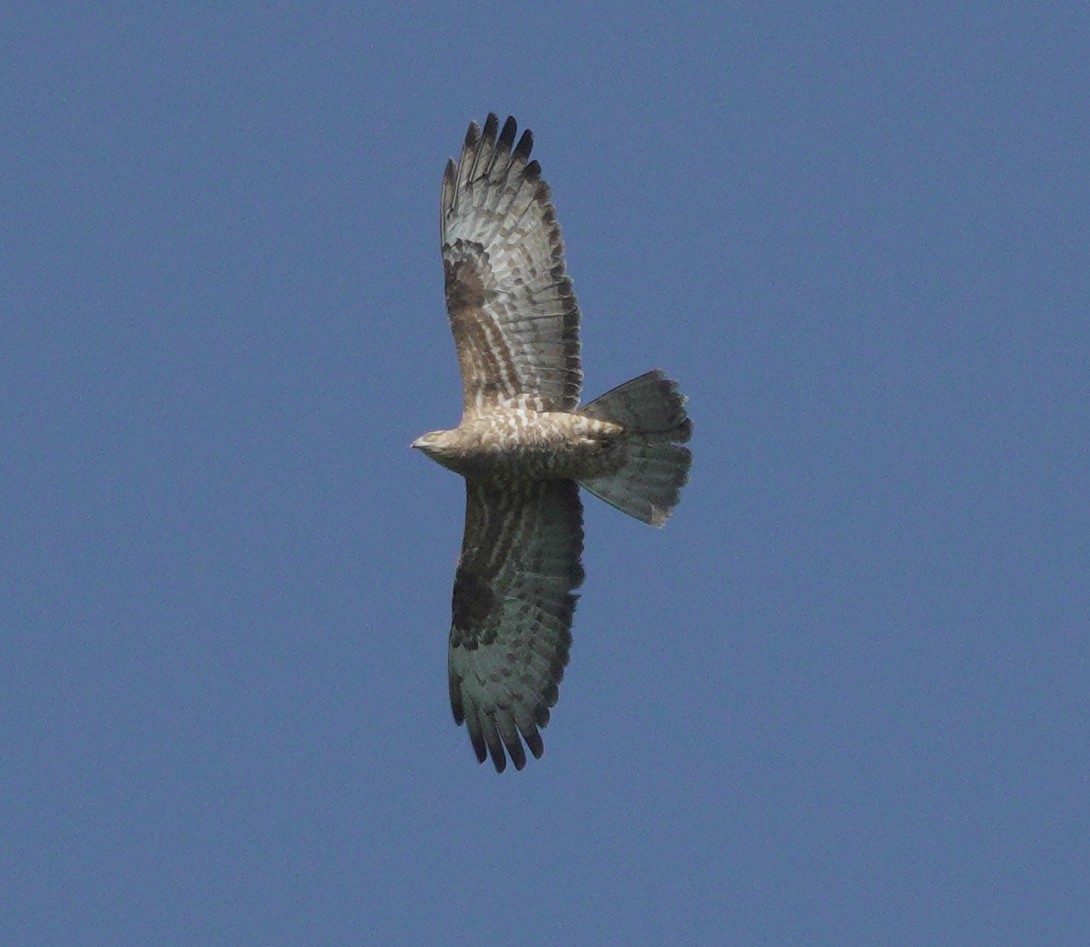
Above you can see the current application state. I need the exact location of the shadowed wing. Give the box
[448,478,585,772]
[441,114,582,417]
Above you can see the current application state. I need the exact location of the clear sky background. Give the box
[3,5,1087,945]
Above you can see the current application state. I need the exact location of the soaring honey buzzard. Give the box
[413,114,692,772]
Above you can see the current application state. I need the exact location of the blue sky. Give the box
[3,5,1087,944]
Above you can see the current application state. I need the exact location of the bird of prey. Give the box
[413,114,692,772]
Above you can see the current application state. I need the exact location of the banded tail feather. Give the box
[579,370,692,526]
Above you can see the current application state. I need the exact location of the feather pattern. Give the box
[448,478,584,772]
[441,114,582,418]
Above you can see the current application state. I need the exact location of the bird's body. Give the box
[414,411,623,480]
[414,114,692,771]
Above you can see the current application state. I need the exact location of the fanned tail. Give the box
[578,370,692,526]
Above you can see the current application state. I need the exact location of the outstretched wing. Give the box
[448,477,585,772]
[441,114,582,418]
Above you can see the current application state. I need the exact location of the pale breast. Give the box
[451,410,623,481]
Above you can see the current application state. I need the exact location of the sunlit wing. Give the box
[441,114,582,418]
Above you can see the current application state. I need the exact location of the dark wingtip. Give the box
[514,127,534,161]
[525,729,545,760]
[469,729,487,764]
[507,740,527,771]
[464,119,482,148]
[498,115,518,153]
[481,112,499,143]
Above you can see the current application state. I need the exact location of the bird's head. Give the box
[411,428,461,466]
